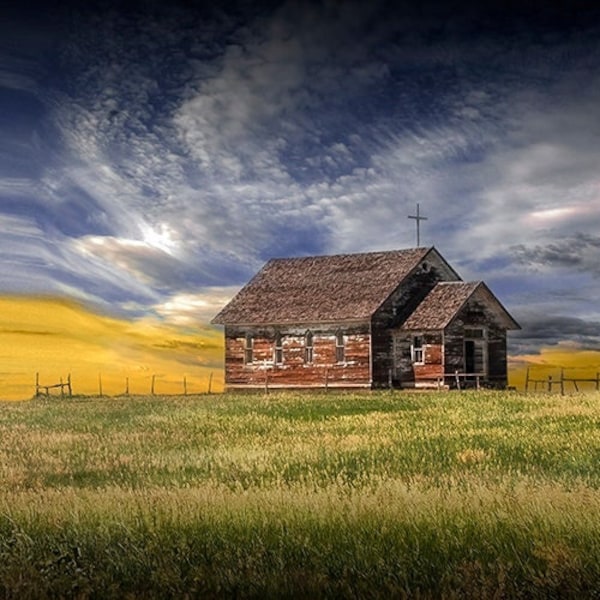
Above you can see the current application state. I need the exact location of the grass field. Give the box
[1,390,600,598]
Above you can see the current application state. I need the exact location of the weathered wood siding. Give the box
[392,291,511,388]
[223,323,371,389]
[371,251,460,387]
[393,331,444,386]
[444,291,509,387]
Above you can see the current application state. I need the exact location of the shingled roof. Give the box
[212,247,432,325]
[401,281,520,330]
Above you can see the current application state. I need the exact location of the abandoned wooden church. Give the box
[212,247,519,390]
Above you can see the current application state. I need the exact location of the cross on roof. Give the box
[408,203,428,247]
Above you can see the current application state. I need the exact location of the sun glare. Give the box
[141,223,179,255]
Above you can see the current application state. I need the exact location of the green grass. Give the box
[1,391,600,597]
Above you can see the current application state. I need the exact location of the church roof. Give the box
[401,281,521,330]
[212,247,433,325]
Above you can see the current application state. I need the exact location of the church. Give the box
[212,246,520,390]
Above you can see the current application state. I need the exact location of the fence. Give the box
[35,373,72,398]
[525,367,600,394]
[33,372,215,399]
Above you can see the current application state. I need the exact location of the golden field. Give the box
[0,296,223,399]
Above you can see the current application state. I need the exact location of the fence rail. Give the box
[525,367,600,394]
[35,373,72,398]
[32,372,215,399]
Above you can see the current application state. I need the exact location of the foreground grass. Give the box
[1,391,600,597]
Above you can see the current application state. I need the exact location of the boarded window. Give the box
[244,334,253,364]
[412,335,424,364]
[335,331,345,363]
[305,331,313,363]
[274,332,283,365]
[464,328,485,339]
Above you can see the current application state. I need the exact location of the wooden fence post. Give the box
[67,374,72,397]
[35,372,40,397]
[547,375,552,393]
[207,372,213,394]
[560,368,565,395]
[125,377,129,396]
[264,370,269,395]
[596,373,600,392]
[455,370,461,391]
[183,376,187,396]
[151,375,156,396]
[98,374,103,397]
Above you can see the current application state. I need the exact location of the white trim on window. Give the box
[274,332,283,365]
[305,330,314,364]
[244,333,254,364]
[335,330,345,363]
[411,335,424,364]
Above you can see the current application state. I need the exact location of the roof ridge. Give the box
[436,280,481,286]
[267,247,432,262]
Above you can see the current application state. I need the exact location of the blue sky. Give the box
[2,0,600,354]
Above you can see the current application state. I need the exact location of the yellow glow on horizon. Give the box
[0,296,223,400]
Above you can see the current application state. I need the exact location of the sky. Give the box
[2,0,600,394]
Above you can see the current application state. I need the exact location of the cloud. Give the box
[511,313,600,355]
[153,288,240,326]
[511,234,600,277]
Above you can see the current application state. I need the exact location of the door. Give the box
[464,329,487,376]
[465,340,476,374]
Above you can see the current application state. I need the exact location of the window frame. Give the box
[304,330,314,364]
[244,333,254,365]
[274,332,283,365]
[411,335,424,365]
[335,330,345,363]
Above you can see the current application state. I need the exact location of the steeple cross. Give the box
[408,203,428,247]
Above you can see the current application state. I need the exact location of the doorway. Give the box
[463,328,487,376]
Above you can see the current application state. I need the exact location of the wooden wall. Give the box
[392,291,511,388]
[370,250,460,387]
[392,331,444,386]
[223,323,371,389]
[444,292,509,387]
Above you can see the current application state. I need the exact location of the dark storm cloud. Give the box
[511,313,600,355]
[512,234,600,277]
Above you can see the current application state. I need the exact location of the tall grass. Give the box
[1,391,600,597]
